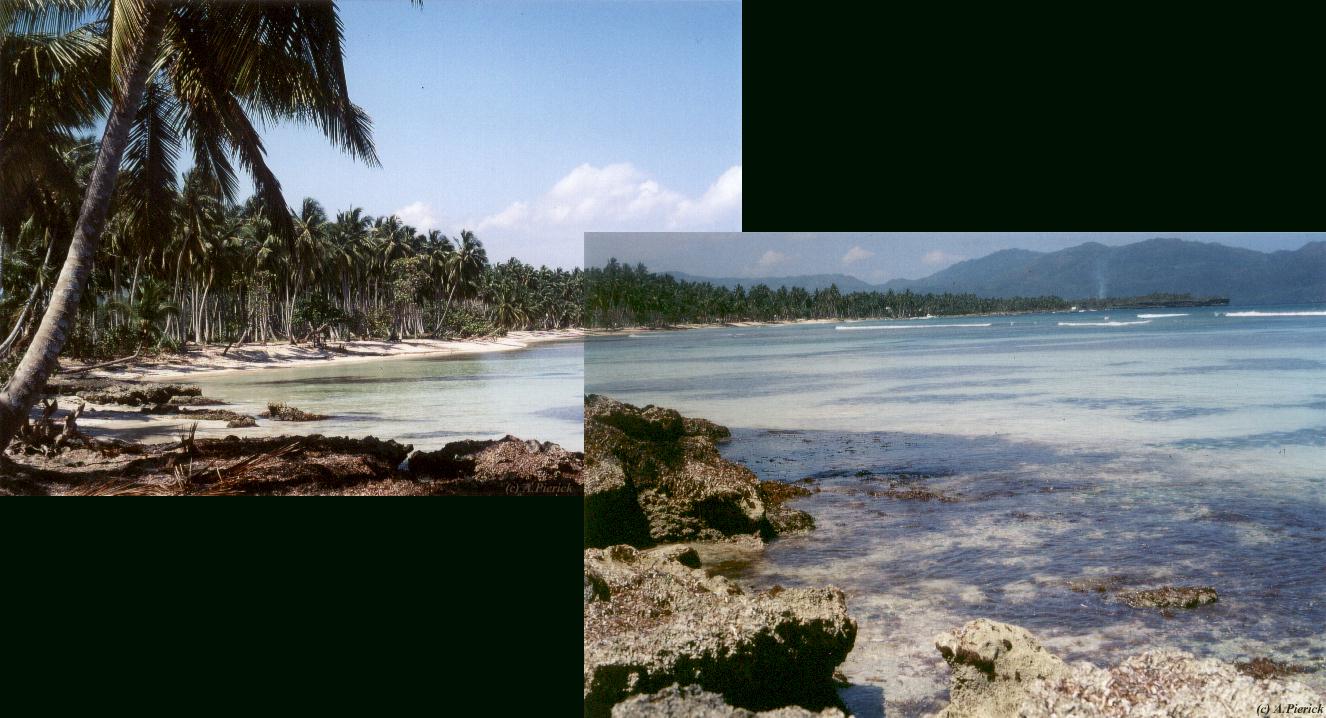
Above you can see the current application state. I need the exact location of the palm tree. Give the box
[109,276,179,348]
[0,1,379,450]
[436,229,488,334]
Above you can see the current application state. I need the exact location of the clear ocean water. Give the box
[170,340,584,451]
[585,307,1326,716]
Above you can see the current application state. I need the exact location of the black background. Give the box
[3,4,1321,713]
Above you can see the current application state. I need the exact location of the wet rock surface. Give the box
[610,684,846,718]
[584,544,856,718]
[1234,657,1318,681]
[1117,585,1219,610]
[758,480,816,534]
[585,395,814,547]
[933,619,1322,718]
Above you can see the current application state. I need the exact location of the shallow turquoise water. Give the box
[181,340,584,451]
[586,307,1326,715]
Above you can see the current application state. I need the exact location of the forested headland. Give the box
[585,260,1226,328]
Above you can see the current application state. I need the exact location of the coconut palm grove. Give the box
[0,1,583,454]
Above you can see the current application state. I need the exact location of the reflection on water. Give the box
[174,341,584,450]
[585,308,1326,716]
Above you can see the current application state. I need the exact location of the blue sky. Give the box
[258,0,743,269]
[585,232,1326,282]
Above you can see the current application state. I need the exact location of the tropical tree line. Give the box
[586,260,1221,327]
[1,2,581,370]
[0,1,578,451]
[3,181,584,360]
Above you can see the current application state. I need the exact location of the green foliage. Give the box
[437,305,504,338]
[584,260,1220,327]
[348,306,393,339]
[292,293,347,335]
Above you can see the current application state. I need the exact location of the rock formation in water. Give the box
[584,544,856,718]
[584,394,814,547]
[407,435,583,487]
[932,618,1322,717]
[610,684,846,718]
[1117,585,1218,610]
[43,377,203,406]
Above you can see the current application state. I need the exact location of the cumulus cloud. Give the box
[475,162,741,238]
[754,250,791,272]
[922,249,965,267]
[393,201,441,232]
[841,245,874,265]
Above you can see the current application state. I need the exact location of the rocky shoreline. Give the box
[582,396,1324,716]
[1,378,583,496]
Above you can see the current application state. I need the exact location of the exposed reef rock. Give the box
[3,433,582,496]
[758,480,816,534]
[584,544,856,718]
[43,378,201,407]
[584,395,814,547]
[261,402,329,421]
[1117,585,1218,610]
[406,435,583,492]
[934,619,1068,718]
[932,619,1321,717]
[610,684,846,718]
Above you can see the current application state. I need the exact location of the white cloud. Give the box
[471,163,742,264]
[393,201,441,232]
[922,249,965,267]
[841,245,874,265]
[754,250,791,272]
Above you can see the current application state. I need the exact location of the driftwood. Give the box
[222,316,254,356]
[296,322,331,348]
[8,398,89,456]
[62,350,142,375]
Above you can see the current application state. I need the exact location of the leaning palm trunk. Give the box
[0,12,165,452]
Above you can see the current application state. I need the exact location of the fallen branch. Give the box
[62,351,142,375]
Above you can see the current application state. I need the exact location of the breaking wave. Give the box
[1137,313,1188,318]
[1057,320,1151,327]
[1222,311,1326,318]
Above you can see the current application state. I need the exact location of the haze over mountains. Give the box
[664,238,1326,305]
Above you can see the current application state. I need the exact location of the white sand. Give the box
[68,328,585,381]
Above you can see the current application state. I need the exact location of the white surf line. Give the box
[1057,320,1152,327]
[1136,313,1188,318]
[1222,311,1326,317]
[836,323,993,330]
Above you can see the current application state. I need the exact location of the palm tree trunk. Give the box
[0,11,165,450]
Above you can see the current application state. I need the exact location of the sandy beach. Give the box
[63,328,585,381]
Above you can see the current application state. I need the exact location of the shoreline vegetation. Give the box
[0,3,585,456]
[585,260,1227,330]
[583,396,1323,716]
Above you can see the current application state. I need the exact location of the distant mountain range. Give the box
[661,271,878,293]
[665,239,1326,304]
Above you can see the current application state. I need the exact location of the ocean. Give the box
[585,307,1326,716]
[159,340,585,451]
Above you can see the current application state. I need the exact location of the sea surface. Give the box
[585,307,1326,716]
[122,340,585,451]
